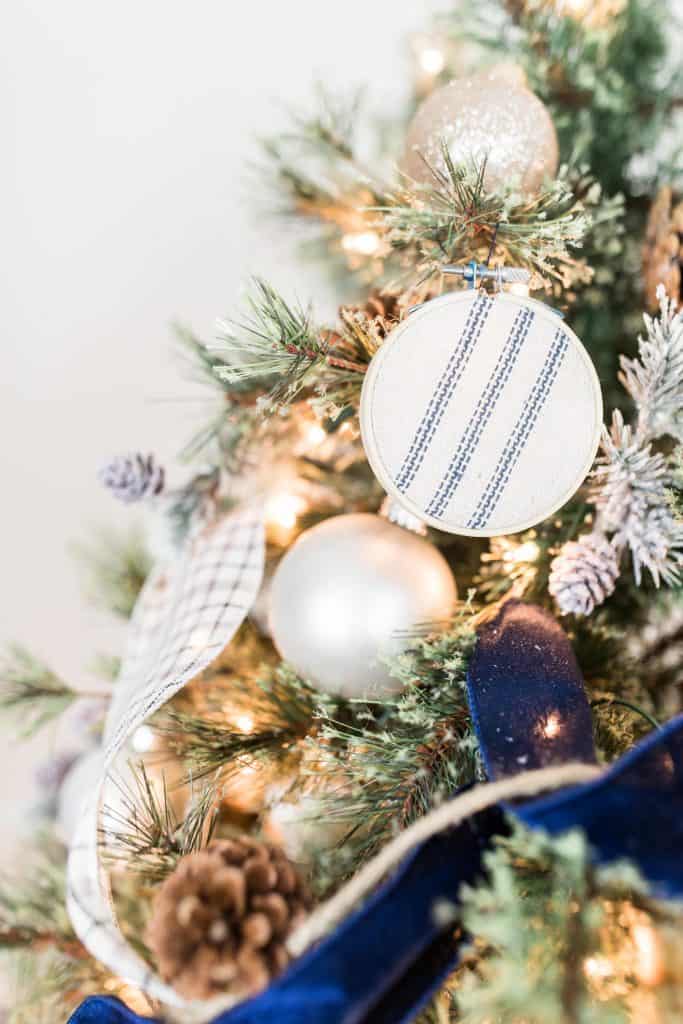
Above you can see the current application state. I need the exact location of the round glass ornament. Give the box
[268,512,456,698]
[401,67,559,195]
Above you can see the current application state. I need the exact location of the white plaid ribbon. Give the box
[66,508,265,1007]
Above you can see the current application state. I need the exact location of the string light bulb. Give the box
[541,711,562,739]
[233,712,255,735]
[633,922,663,986]
[341,230,380,256]
[265,491,309,546]
[508,281,531,298]
[418,45,446,76]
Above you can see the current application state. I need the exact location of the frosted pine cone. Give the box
[146,837,310,1001]
[98,452,165,503]
[549,532,621,616]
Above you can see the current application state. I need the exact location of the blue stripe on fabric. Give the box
[467,327,568,530]
[426,306,535,519]
[395,293,493,495]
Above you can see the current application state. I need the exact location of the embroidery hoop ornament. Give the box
[360,264,603,537]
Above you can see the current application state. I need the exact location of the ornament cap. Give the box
[379,496,428,536]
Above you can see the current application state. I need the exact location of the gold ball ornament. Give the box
[401,67,559,195]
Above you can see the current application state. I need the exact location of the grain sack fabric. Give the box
[360,291,603,537]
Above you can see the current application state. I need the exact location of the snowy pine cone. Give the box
[549,532,621,616]
[98,452,165,503]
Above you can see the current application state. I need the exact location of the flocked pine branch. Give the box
[620,288,683,443]
[101,762,219,884]
[595,411,683,587]
[452,821,679,1024]
[550,288,683,615]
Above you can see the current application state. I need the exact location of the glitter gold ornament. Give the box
[401,66,559,195]
[642,185,683,311]
[268,513,456,698]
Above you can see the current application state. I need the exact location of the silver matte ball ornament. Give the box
[268,514,457,698]
[402,67,559,195]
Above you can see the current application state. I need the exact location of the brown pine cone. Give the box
[146,837,311,1001]
[643,185,683,311]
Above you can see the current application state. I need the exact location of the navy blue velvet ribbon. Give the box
[69,601,683,1024]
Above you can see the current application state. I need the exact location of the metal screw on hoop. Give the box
[442,260,531,290]
[405,261,534,316]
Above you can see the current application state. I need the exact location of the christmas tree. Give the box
[3,1,683,1022]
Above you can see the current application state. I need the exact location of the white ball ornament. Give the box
[402,66,559,195]
[268,513,457,699]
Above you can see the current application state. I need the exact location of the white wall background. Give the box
[1,2,434,854]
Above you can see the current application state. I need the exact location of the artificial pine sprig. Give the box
[453,821,680,1024]
[101,762,219,884]
[211,280,328,406]
[0,647,89,738]
[309,622,478,884]
[158,664,325,785]
[209,279,372,411]
[377,149,616,295]
[72,525,152,620]
[0,833,76,953]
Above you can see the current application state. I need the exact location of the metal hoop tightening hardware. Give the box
[442,261,531,290]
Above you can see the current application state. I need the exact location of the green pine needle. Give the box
[0,647,80,738]
[101,761,219,884]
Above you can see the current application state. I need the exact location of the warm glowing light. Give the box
[555,0,625,26]
[234,713,255,734]
[633,923,663,986]
[562,0,592,16]
[508,281,530,298]
[265,492,308,530]
[341,230,380,256]
[541,711,562,739]
[504,540,540,564]
[131,725,155,753]
[419,46,446,75]
[584,955,613,982]
[305,423,327,447]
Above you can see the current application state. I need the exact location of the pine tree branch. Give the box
[376,151,620,293]
[72,525,152,620]
[0,647,84,738]
[101,762,219,884]
[157,664,324,785]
